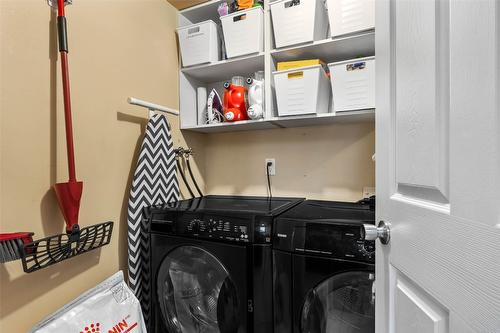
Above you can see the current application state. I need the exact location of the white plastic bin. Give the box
[221,7,264,58]
[326,0,375,37]
[273,65,331,116]
[328,57,375,112]
[177,20,220,67]
[270,0,329,49]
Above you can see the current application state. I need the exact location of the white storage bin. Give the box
[327,0,375,37]
[270,0,329,49]
[328,57,375,112]
[221,7,264,58]
[273,65,331,116]
[177,20,220,67]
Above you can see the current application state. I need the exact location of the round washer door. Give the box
[301,271,375,333]
[157,246,240,333]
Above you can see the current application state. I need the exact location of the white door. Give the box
[375,0,500,332]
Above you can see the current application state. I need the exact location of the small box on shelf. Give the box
[326,0,375,38]
[270,0,329,49]
[273,64,331,117]
[328,57,375,113]
[221,7,264,59]
[177,20,221,67]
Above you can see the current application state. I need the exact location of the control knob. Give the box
[190,219,201,233]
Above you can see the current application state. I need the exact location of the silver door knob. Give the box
[361,220,391,245]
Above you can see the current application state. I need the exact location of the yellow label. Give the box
[277,59,324,71]
[288,71,304,79]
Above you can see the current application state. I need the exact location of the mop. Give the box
[19,0,113,273]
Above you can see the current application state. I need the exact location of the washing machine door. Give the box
[300,271,375,333]
[156,245,240,333]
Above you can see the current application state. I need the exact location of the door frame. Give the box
[374,0,392,331]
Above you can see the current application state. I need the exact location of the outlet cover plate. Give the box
[266,158,276,176]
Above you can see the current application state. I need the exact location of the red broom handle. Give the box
[57,0,65,16]
[57,0,76,182]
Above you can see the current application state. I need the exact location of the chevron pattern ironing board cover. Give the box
[127,111,179,320]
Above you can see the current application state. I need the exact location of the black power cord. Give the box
[176,157,195,198]
[186,154,203,197]
[266,161,273,198]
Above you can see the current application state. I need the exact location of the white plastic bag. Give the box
[30,271,147,333]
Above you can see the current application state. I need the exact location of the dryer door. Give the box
[301,271,375,333]
[156,245,240,333]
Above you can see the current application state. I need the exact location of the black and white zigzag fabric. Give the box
[127,111,179,319]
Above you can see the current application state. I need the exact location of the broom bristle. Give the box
[0,232,34,263]
[0,238,25,263]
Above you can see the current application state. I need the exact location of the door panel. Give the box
[448,0,500,225]
[392,268,448,333]
[395,0,449,205]
[376,0,500,332]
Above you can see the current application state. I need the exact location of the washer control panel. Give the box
[275,220,376,263]
[181,214,271,243]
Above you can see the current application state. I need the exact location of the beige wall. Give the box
[204,124,375,201]
[0,0,374,331]
[0,1,205,331]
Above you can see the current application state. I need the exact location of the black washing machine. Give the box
[273,199,376,333]
[147,195,304,333]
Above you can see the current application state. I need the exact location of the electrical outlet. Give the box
[363,187,376,198]
[265,158,276,176]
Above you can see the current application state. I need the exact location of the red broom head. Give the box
[53,181,83,234]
